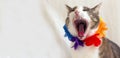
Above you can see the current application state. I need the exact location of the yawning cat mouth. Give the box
[74,19,88,38]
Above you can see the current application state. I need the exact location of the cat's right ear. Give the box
[65,5,73,13]
[65,5,77,14]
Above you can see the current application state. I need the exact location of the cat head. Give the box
[65,3,101,40]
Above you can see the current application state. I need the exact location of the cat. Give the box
[63,3,120,58]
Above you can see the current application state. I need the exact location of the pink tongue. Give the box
[78,24,84,37]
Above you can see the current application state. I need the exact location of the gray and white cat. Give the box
[64,3,120,58]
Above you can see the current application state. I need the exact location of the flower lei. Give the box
[63,17,108,50]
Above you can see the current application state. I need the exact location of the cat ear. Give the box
[65,5,77,13]
[65,5,73,12]
[91,3,102,14]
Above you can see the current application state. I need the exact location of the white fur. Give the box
[67,11,78,36]
[66,6,100,58]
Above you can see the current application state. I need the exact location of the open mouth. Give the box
[74,20,87,37]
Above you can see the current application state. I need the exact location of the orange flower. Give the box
[95,17,108,38]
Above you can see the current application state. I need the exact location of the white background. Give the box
[0,0,120,58]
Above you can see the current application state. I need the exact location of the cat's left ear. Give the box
[91,3,102,15]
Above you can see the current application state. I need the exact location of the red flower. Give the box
[83,34,101,47]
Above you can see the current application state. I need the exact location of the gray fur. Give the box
[99,38,120,58]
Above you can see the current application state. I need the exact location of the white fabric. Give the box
[0,0,120,58]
